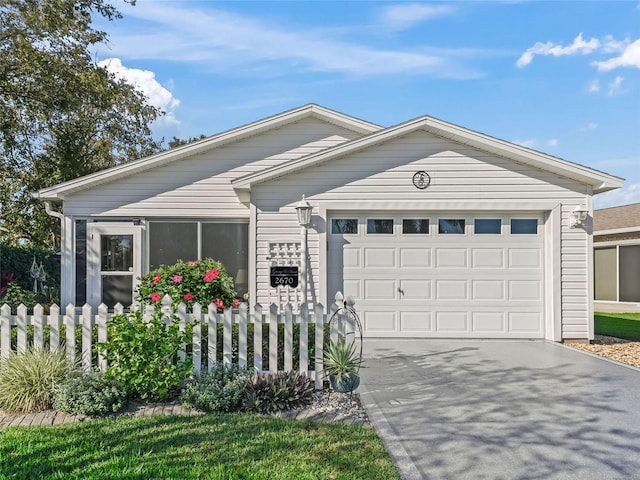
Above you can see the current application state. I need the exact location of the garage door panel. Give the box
[472,248,504,268]
[343,248,360,268]
[435,312,469,332]
[509,280,542,300]
[508,312,542,333]
[343,279,361,300]
[400,312,432,333]
[472,280,505,300]
[363,311,397,333]
[364,248,395,268]
[509,248,541,268]
[436,249,467,268]
[364,279,396,300]
[471,312,505,332]
[399,279,432,299]
[400,248,432,268]
[436,280,468,300]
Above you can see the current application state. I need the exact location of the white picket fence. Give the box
[0,295,353,389]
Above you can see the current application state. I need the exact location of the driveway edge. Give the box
[359,389,423,480]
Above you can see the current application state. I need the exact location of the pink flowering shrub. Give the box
[136,258,236,309]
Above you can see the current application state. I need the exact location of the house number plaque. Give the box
[413,171,431,189]
[270,266,299,288]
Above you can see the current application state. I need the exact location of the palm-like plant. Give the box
[322,339,362,393]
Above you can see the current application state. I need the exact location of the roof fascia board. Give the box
[34,104,381,201]
[594,226,640,236]
[233,115,623,192]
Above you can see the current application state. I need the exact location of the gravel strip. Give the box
[565,335,640,368]
[306,390,368,422]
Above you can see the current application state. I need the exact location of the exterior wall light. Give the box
[569,205,589,228]
[295,195,313,308]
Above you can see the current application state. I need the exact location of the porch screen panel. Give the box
[149,222,197,270]
[620,245,640,302]
[202,223,249,297]
[594,247,617,301]
[75,220,87,305]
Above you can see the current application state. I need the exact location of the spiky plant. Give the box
[0,348,75,414]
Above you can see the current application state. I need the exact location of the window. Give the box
[439,219,465,234]
[474,219,501,234]
[202,223,249,298]
[331,219,358,234]
[511,219,538,234]
[403,219,430,234]
[594,247,617,301]
[148,221,249,298]
[149,222,198,270]
[620,245,640,302]
[367,219,393,234]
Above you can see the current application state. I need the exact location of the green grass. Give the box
[595,312,640,341]
[0,414,400,480]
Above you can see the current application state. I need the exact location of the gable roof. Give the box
[232,115,624,195]
[34,104,381,201]
[594,202,640,233]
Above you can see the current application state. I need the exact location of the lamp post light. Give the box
[295,195,313,308]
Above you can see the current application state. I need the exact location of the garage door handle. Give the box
[398,288,404,296]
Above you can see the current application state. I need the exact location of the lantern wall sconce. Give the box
[569,205,589,228]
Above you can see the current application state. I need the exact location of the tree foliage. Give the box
[0,0,163,247]
[168,134,207,149]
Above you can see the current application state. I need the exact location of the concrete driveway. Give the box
[358,340,640,480]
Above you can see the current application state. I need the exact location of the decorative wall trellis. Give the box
[267,242,302,311]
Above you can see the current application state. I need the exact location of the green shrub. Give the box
[53,371,127,417]
[242,371,315,414]
[181,363,251,413]
[0,243,60,295]
[0,348,75,413]
[0,283,37,314]
[136,258,237,309]
[98,309,193,401]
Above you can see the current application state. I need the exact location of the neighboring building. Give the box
[594,203,640,313]
[34,104,623,340]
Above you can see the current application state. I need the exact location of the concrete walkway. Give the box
[358,339,640,480]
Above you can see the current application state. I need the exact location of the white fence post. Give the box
[253,303,263,373]
[33,304,44,350]
[49,304,60,353]
[238,303,248,368]
[0,304,11,359]
[192,303,202,374]
[207,303,218,370]
[97,304,108,372]
[65,304,76,364]
[269,303,278,374]
[17,304,27,354]
[82,304,93,372]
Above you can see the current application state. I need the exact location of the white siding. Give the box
[63,118,361,217]
[254,130,591,339]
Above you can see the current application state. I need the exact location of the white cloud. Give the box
[516,33,600,67]
[381,4,457,30]
[587,79,601,93]
[98,58,180,126]
[580,122,599,131]
[100,2,481,79]
[608,75,625,96]
[593,38,640,71]
[594,183,640,209]
[547,139,558,147]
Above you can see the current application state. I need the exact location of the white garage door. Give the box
[328,213,544,338]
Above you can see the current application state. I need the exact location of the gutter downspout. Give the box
[43,200,64,221]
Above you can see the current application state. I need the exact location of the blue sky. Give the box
[95,1,640,209]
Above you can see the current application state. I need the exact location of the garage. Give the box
[328,212,544,338]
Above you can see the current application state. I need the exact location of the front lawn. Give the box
[0,413,400,480]
[595,312,640,341]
